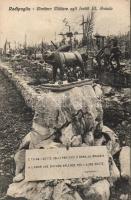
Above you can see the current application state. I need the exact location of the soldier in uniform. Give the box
[109,38,121,71]
[95,40,111,71]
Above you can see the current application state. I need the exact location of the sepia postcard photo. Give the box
[0,0,130,199]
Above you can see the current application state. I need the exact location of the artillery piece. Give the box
[44,43,85,83]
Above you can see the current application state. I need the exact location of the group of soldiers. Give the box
[96,37,121,72]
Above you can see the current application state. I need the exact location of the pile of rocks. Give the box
[6,84,130,200]
[102,86,131,147]
[9,59,52,83]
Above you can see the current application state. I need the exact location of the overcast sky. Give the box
[0,0,130,48]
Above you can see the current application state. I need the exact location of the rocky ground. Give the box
[0,67,130,200]
[0,71,34,199]
[102,86,131,147]
[101,86,131,200]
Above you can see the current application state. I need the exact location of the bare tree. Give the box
[86,10,95,49]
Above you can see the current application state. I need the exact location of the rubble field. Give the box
[0,60,130,200]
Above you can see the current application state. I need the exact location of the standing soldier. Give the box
[95,39,111,71]
[109,38,121,71]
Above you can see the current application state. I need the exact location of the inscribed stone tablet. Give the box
[25,146,110,181]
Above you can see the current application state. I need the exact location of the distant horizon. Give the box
[0,0,130,48]
[1,30,130,50]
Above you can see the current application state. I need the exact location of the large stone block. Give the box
[83,180,110,200]
[119,146,130,179]
[7,180,54,200]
